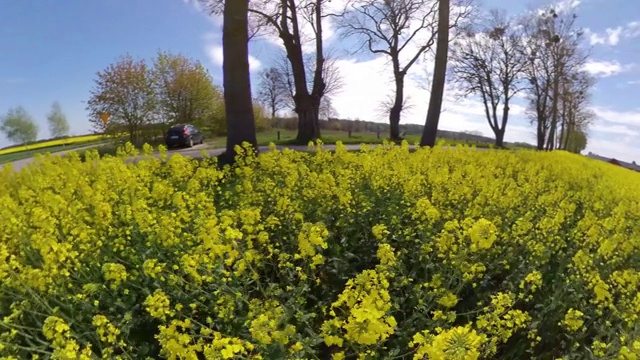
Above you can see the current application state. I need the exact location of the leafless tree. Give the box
[319,96,338,120]
[334,0,472,141]
[256,67,289,121]
[449,9,527,147]
[243,0,332,143]
[521,7,589,150]
[274,52,296,106]
[376,92,415,122]
[273,49,343,113]
[421,0,451,147]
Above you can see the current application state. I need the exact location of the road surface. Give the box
[2,143,489,172]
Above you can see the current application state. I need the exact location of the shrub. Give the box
[0,142,639,359]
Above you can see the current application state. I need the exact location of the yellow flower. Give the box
[101,262,128,289]
[144,290,173,320]
[438,292,459,308]
[297,222,329,268]
[560,308,585,332]
[520,270,543,292]
[143,258,165,279]
[410,326,486,360]
[248,300,296,346]
[3,133,640,359]
[377,243,397,268]
[467,218,497,252]
[92,314,121,345]
[372,224,390,241]
[321,270,396,347]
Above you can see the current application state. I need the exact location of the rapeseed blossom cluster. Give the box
[0,141,639,359]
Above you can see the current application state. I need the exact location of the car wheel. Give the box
[189,138,194,148]
[199,137,204,145]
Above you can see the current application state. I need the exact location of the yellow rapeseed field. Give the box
[0,141,639,359]
[0,134,106,155]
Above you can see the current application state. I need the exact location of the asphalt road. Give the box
[2,143,489,172]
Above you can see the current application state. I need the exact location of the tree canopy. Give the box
[0,106,39,145]
[47,101,70,138]
[86,52,226,145]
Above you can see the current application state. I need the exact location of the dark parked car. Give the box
[165,124,204,148]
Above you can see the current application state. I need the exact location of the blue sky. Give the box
[1,0,639,161]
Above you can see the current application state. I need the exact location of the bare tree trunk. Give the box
[420,0,450,147]
[129,125,135,145]
[220,0,257,165]
[496,102,509,148]
[562,104,573,150]
[389,72,405,141]
[536,110,545,151]
[285,0,324,144]
[495,128,505,148]
[548,54,561,151]
[559,106,566,150]
[287,50,321,143]
[270,98,277,121]
[296,97,320,143]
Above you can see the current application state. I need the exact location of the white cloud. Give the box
[590,123,640,136]
[205,44,262,72]
[582,60,631,77]
[555,0,581,13]
[586,20,640,46]
[585,137,640,163]
[585,102,640,163]
[588,27,622,46]
[592,107,640,127]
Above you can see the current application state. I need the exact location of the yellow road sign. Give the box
[99,113,111,125]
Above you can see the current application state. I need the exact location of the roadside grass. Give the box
[255,129,497,148]
[71,128,499,162]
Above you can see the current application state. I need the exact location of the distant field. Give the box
[0,134,107,156]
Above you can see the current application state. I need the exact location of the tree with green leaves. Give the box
[153,51,224,133]
[47,101,70,138]
[565,128,587,154]
[0,106,39,145]
[86,54,157,145]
